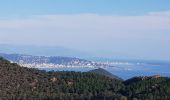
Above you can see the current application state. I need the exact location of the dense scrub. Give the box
[0,58,124,99]
[0,57,170,100]
[123,76,170,100]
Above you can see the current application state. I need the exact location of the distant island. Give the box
[0,57,170,99]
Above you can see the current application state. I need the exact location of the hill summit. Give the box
[89,68,123,80]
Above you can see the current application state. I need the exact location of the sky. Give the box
[0,0,170,60]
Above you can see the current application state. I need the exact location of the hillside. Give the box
[0,57,124,99]
[89,68,123,80]
[0,57,170,100]
[123,76,170,99]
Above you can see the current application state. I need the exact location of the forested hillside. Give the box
[89,68,123,80]
[0,57,124,99]
[0,57,170,100]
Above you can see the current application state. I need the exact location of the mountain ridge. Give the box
[0,44,90,57]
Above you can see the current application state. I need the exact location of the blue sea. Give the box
[39,60,170,80]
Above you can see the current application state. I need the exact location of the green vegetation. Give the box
[0,58,170,100]
[89,68,123,80]
[123,76,170,100]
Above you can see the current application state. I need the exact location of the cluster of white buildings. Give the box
[19,63,96,68]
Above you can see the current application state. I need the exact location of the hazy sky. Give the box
[0,0,170,60]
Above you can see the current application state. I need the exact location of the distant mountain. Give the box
[0,44,90,57]
[89,68,123,80]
